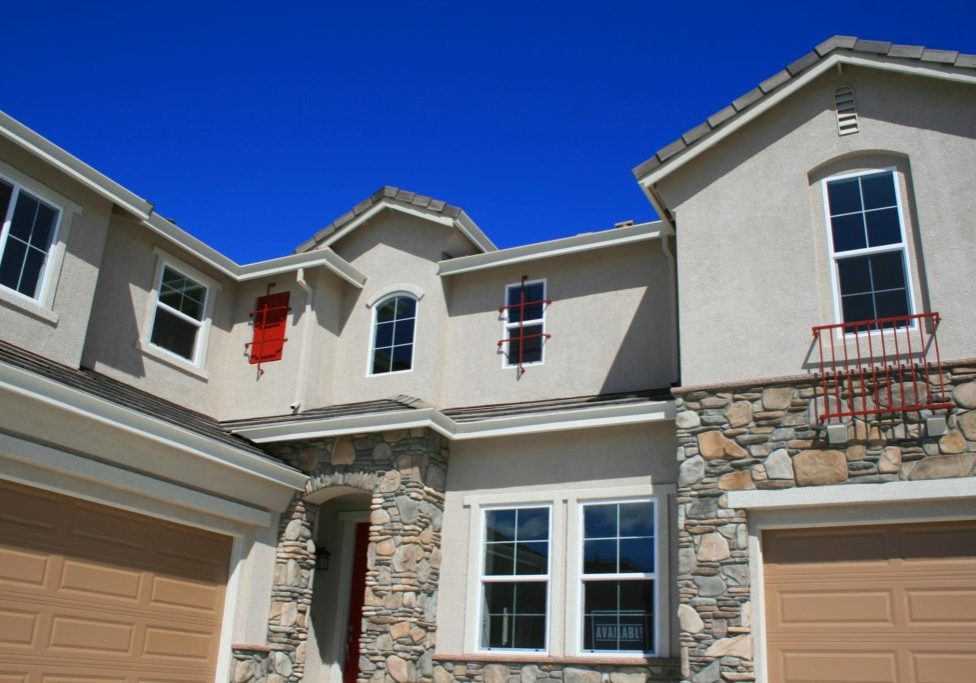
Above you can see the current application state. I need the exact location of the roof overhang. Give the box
[229,398,676,444]
[438,221,672,276]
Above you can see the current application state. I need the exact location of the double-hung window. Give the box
[0,178,62,301]
[480,506,550,651]
[502,279,547,367]
[370,295,417,374]
[824,170,912,326]
[149,265,209,363]
[579,500,656,654]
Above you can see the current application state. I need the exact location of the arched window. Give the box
[370,294,417,374]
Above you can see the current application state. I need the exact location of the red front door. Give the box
[343,522,371,683]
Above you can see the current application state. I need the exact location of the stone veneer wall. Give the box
[231,428,449,683]
[673,363,976,683]
[432,659,679,683]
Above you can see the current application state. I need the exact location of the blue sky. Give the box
[4,2,975,263]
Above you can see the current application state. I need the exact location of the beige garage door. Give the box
[763,521,976,683]
[0,480,232,683]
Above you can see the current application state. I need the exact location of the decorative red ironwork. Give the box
[246,284,290,376]
[497,275,551,376]
[811,312,952,422]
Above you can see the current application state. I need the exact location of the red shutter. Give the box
[249,292,290,364]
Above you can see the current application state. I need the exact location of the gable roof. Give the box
[295,185,496,254]
[632,36,976,190]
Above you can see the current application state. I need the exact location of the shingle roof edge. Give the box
[632,36,976,181]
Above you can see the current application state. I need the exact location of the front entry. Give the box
[343,522,370,683]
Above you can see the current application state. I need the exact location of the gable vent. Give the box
[834,86,859,136]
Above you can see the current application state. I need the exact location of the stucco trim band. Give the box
[728,477,976,510]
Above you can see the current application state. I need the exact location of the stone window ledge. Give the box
[433,653,675,667]
[232,643,272,652]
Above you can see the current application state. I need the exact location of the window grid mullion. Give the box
[156,299,204,327]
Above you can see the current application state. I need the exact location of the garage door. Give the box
[763,521,976,683]
[0,479,232,683]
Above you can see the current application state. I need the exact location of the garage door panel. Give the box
[149,575,223,614]
[0,607,39,648]
[68,506,152,552]
[47,615,135,655]
[58,558,143,602]
[772,648,900,682]
[142,626,214,661]
[912,650,976,683]
[0,546,51,588]
[905,587,976,625]
[772,588,894,626]
[0,488,58,532]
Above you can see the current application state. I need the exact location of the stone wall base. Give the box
[432,659,680,683]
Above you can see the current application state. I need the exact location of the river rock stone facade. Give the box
[673,363,976,683]
[432,659,680,683]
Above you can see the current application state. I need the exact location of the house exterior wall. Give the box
[656,66,976,387]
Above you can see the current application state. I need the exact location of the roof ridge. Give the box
[632,35,976,180]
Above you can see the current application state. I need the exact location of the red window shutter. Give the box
[249,292,290,364]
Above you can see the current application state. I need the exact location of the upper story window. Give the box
[150,265,209,363]
[501,279,548,369]
[0,178,62,301]
[580,500,656,654]
[824,170,912,326]
[480,506,551,652]
[370,294,416,374]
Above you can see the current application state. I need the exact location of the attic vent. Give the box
[834,86,859,136]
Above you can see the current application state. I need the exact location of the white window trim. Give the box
[500,278,547,369]
[820,167,917,339]
[366,292,418,377]
[461,484,672,660]
[0,162,80,316]
[140,248,218,376]
[475,503,553,654]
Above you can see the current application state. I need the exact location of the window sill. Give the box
[0,287,59,326]
[136,340,210,381]
[433,653,670,667]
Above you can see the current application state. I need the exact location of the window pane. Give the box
[396,296,416,318]
[516,582,547,614]
[584,539,617,573]
[8,192,39,242]
[827,178,862,215]
[619,502,654,537]
[583,580,653,652]
[484,581,514,614]
[584,505,617,539]
[515,541,548,575]
[374,321,394,347]
[506,283,545,323]
[486,509,516,542]
[485,543,515,575]
[875,289,910,320]
[870,252,907,291]
[865,207,901,247]
[0,181,12,223]
[0,237,27,292]
[512,616,546,650]
[506,324,544,365]
[860,172,897,210]
[841,293,874,324]
[838,257,872,295]
[150,307,198,360]
[391,344,412,371]
[18,247,46,298]
[482,582,546,650]
[376,298,397,322]
[160,267,205,320]
[29,202,57,250]
[394,317,415,346]
[517,508,549,541]
[830,213,866,252]
[372,348,392,374]
[619,538,655,573]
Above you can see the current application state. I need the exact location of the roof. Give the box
[295,185,496,254]
[220,395,425,430]
[442,389,674,423]
[632,36,976,183]
[0,340,275,460]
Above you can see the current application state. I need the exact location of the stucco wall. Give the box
[656,66,976,387]
[437,423,679,658]
[0,138,112,368]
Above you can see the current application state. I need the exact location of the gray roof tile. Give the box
[633,35,976,180]
[443,389,673,423]
[221,395,424,430]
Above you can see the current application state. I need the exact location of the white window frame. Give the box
[475,502,553,654]
[140,249,217,374]
[821,167,916,337]
[0,164,78,317]
[366,292,418,377]
[573,497,661,658]
[500,278,547,369]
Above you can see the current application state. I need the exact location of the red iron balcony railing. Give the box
[812,312,953,422]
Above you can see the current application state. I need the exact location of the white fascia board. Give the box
[0,361,307,490]
[0,110,154,219]
[0,432,271,527]
[637,53,976,188]
[232,399,676,443]
[728,477,976,510]
[438,221,672,276]
[455,211,497,253]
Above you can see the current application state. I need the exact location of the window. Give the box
[824,170,912,326]
[0,178,61,301]
[501,279,548,368]
[370,295,416,374]
[579,500,656,654]
[480,506,550,651]
[150,265,209,362]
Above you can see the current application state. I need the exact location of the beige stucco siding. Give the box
[0,138,112,368]
[656,66,976,386]
[437,423,678,656]
[440,240,676,408]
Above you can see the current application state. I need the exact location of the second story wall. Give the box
[655,65,976,387]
